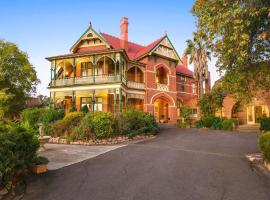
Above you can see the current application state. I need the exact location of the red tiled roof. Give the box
[134,36,165,59]
[176,65,193,76]
[101,32,144,59]
[100,32,165,60]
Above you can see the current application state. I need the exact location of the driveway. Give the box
[24,127,270,200]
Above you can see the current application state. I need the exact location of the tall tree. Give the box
[185,32,211,97]
[0,40,39,117]
[192,0,270,103]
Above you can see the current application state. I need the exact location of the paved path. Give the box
[39,144,125,170]
[24,128,270,200]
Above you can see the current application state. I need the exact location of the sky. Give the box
[0,0,220,96]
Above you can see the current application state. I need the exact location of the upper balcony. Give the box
[49,56,145,90]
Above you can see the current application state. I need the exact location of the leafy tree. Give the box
[192,0,270,103]
[198,86,224,117]
[185,32,211,97]
[0,40,39,117]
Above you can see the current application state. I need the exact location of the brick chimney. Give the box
[120,17,128,51]
[182,53,188,68]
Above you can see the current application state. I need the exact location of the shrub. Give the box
[212,117,224,130]
[0,121,40,188]
[260,117,270,132]
[69,112,95,141]
[195,120,203,128]
[177,119,187,128]
[114,110,158,138]
[20,107,45,130]
[20,108,64,133]
[91,112,113,138]
[202,116,215,128]
[33,156,49,165]
[50,112,84,137]
[222,119,234,131]
[258,132,270,162]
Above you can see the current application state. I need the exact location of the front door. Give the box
[255,106,263,123]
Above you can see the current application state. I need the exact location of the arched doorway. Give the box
[154,98,169,123]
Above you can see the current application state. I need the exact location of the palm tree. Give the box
[185,32,211,98]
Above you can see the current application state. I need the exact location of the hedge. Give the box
[258,132,270,162]
[0,121,39,188]
[260,117,270,132]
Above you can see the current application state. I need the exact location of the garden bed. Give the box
[48,134,155,146]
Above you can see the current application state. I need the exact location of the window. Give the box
[180,75,186,82]
[81,97,103,111]
[94,97,102,111]
[81,97,91,110]
[192,83,196,94]
[87,33,93,38]
[81,62,90,77]
[181,83,186,92]
[190,108,198,117]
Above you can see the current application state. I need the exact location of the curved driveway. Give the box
[24,127,270,200]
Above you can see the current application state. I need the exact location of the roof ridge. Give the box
[100,32,145,48]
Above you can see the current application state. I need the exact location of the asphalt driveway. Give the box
[23,127,270,200]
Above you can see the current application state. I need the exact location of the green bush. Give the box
[91,112,113,138]
[177,119,187,128]
[202,116,215,128]
[114,110,158,138]
[260,117,270,132]
[212,117,224,130]
[33,156,49,165]
[50,112,84,137]
[20,108,64,133]
[222,119,234,131]
[258,132,270,162]
[80,105,89,113]
[0,121,40,188]
[20,107,45,130]
[195,120,203,128]
[69,112,95,141]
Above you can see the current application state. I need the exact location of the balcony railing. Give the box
[51,74,121,87]
[127,81,145,89]
[157,83,168,91]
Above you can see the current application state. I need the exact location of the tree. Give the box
[185,32,211,97]
[0,40,39,117]
[198,86,224,117]
[192,0,270,103]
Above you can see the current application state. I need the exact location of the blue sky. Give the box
[0,0,219,95]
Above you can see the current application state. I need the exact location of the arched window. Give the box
[156,67,168,84]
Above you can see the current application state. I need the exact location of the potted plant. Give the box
[31,156,49,174]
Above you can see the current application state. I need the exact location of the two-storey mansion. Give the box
[47,18,209,123]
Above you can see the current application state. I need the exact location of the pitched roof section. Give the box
[100,33,144,59]
[176,65,193,77]
[134,36,165,59]
[70,26,111,53]
[70,26,180,61]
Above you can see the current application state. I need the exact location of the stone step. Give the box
[237,124,260,133]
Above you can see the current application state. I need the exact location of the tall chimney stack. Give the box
[120,17,128,51]
[182,53,188,68]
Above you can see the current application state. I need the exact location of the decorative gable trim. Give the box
[149,36,181,63]
[70,25,111,53]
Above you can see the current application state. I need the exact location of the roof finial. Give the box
[164,31,167,36]
[89,21,92,28]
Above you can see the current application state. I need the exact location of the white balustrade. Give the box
[127,81,145,89]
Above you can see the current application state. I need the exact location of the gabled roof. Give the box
[134,36,165,59]
[176,65,193,77]
[69,25,181,62]
[100,33,144,59]
[70,25,111,53]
